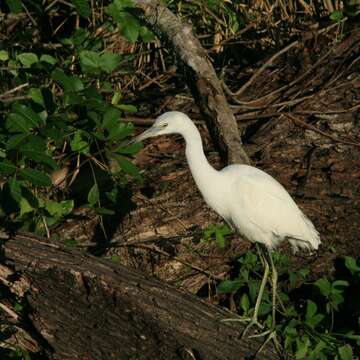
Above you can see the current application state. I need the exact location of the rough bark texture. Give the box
[132,0,250,165]
[3,233,276,360]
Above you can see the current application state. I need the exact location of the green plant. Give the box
[202,223,231,248]
[217,247,360,359]
[0,5,145,237]
[106,0,155,43]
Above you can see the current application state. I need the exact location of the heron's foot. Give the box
[221,316,264,339]
[251,328,282,355]
[240,317,264,338]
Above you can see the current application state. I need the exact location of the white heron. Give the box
[131,111,320,340]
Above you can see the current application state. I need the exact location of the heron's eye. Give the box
[160,123,167,128]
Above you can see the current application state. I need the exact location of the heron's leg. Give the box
[269,249,278,329]
[249,250,282,355]
[241,244,270,337]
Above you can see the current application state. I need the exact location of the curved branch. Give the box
[131,0,250,165]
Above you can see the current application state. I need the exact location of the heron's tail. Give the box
[290,213,321,253]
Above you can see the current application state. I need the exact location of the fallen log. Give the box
[3,233,277,360]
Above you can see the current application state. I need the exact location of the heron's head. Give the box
[131,111,192,143]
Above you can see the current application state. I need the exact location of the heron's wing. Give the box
[227,167,318,249]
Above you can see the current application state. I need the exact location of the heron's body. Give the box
[195,163,319,252]
[132,111,320,341]
[169,112,320,252]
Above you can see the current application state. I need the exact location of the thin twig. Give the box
[0,95,31,103]
[225,19,347,106]
[295,102,360,115]
[286,113,360,148]
[234,41,299,97]
[0,83,29,99]
[0,302,19,321]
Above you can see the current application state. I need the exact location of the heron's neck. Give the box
[182,126,220,192]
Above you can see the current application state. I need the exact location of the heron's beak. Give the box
[127,126,160,146]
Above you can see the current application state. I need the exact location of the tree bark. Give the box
[131,0,250,165]
[3,233,277,360]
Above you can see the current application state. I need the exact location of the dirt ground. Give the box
[58,28,360,302]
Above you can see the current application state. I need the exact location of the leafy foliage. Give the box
[214,244,360,359]
[202,223,231,248]
[0,2,150,237]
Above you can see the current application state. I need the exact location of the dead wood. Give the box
[2,232,277,360]
[130,0,250,165]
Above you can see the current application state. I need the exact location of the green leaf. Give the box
[111,91,122,105]
[96,207,115,215]
[284,324,297,337]
[8,59,18,76]
[315,278,331,297]
[65,239,77,248]
[6,113,32,134]
[88,183,99,206]
[72,28,89,47]
[106,0,135,20]
[45,199,74,218]
[115,104,137,113]
[22,135,47,152]
[109,123,134,141]
[20,150,58,170]
[330,10,343,22]
[19,197,34,216]
[338,344,353,360]
[216,279,242,294]
[115,156,141,179]
[332,280,349,288]
[99,52,121,73]
[17,52,39,66]
[21,187,39,209]
[103,109,134,141]
[306,300,317,320]
[79,50,101,73]
[107,7,140,43]
[307,313,324,328]
[248,280,260,303]
[289,272,297,288]
[116,142,142,155]
[111,254,121,263]
[39,54,57,65]
[19,168,52,186]
[0,160,17,174]
[295,339,309,359]
[72,0,91,18]
[215,228,225,248]
[115,0,135,8]
[61,200,74,216]
[299,268,309,279]
[70,130,90,155]
[9,178,22,202]
[51,69,84,92]
[122,14,140,43]
[7,103,43,133]
[6,133,29,149]
[344,256,360,274]
[240,293,250,313]
[103,107,122,132]
[29,88,45,107]
[6,0,23,13]
[258,301,271,316]
[0,50,9,61]
[139,26,155,43]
